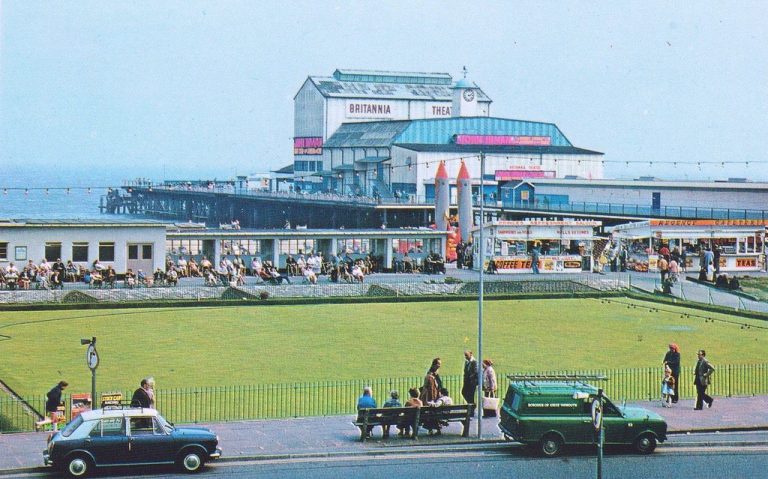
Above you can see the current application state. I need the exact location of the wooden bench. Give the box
[353,404,472,441]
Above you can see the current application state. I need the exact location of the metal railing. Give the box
[507,200,768,221]
[3,364,767,433]
[0,274,630,305]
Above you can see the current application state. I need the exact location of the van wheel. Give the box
[177,449,205,473]
[540,434,563,457]
[634,433,657,454]
[65,454,93,478]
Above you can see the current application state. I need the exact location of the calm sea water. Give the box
[0,170,136,220]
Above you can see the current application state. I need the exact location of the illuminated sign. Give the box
[455,134,552,146]
[649,220,768,227]
[496,169,556,180]
[294,137,323,155]
[346,101,394,118]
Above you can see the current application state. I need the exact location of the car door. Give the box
[87,417,130,466]
[601,400,628,444]
[128,416,176,464]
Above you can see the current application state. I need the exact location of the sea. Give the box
[0,169,142,220]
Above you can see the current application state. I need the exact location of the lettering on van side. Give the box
[527,403,578,408]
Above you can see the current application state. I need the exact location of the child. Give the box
[662,365,676,407]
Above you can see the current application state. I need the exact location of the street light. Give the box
[477,152,485,438]
[81,337,99,409]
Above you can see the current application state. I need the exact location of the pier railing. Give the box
[3,364,767,432]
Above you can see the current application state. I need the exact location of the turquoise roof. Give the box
[394,117,573,147]
[453,78,475,89]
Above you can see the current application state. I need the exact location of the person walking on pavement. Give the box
[531,244,541,274]
[663,343,681,404]
[694,350,715,410]
[131,378,152,408]
[46,381,68,431]
[462,350,478,408]
[482,359,498,417]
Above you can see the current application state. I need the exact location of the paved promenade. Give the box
[2,395,767,474]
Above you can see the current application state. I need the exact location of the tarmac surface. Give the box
[2,395,767,474]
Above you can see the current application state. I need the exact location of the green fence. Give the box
[3,363,767,433]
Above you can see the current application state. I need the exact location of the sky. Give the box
[1,0,767,184]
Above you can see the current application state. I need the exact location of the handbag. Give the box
[482,396,499,417]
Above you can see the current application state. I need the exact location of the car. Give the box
[498,376,667,457]
[43,405,221,477]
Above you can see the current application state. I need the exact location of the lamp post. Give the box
[81,337,98,408]
[477,152,485,438]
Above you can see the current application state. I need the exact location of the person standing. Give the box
[462,350,478,407]
[131,378,152,408]
[145,377,156,408]
[531,245,541,274]
[663,343,681,404]
[420,358,442,404]
[482,359,498,417]
[658,255,669,284]
[694,350,715,410]
[46,381,68,431]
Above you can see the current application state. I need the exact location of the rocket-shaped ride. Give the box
[434,161,450,230]
[457,160,473,243]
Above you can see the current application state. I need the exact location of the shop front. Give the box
[471,220,602,273]
[610,220,767,273]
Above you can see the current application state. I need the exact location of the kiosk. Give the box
[610,220,767,273]
[471,220,602,273]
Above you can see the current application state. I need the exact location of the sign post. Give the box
[82,337,99,410]
[593,389,604,479]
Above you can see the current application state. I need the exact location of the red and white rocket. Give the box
[434,161,450,231]
[457,160,472,243]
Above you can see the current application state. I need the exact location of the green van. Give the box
[498,377,667,457]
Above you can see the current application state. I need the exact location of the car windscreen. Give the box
[60,416,84,438]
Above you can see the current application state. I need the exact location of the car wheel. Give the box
[540,433,563,457]
[177,449,205,473]
[634,433,657,454]
[65,454,93,478]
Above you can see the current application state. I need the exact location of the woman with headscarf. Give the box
[663,343,681,404]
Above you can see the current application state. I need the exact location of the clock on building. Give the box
[462,89,475,102]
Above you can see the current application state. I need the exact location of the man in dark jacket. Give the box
[46,381,68,431]
[131,379,152,408]
[462,350,479,408]
[694,350,715,410]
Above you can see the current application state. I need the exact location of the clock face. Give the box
[462,89,475,102]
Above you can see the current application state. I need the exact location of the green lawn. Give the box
[1,298,765,400]
[739,276,768,301]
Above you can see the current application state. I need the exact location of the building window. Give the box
[336,238,371,254]
[99,242,115,262]
[45,242,62,261]
[219,240,261,256]
[72,242,89,262]
[128,245,139,260]
[278,239,315,255]
[392,239,424,254]
[142,244,153,259]
[15,246,27,261]
[167,239,203,255]
[0,242,7,260]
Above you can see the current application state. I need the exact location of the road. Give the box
[7,432,767,479]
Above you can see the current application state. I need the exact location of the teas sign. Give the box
[736,257,757,268]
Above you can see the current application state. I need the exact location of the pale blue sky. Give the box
[1,0,766,182]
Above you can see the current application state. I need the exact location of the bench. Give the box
[353,404,472,441]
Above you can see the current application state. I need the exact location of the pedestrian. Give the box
[146,377,156,408]
[357,387,377,438]
[131,378,152,408]
[420,358,442,404]
[482,359,498,417]
[462,350,478,408]
[661,365,675,408]
[46,381,68,431]
[658,255,669,284]
[693,350,715,410]
[382,390,402,437]
[401,387,423,438]
[531,245,541,274]
[663,343,681,404]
